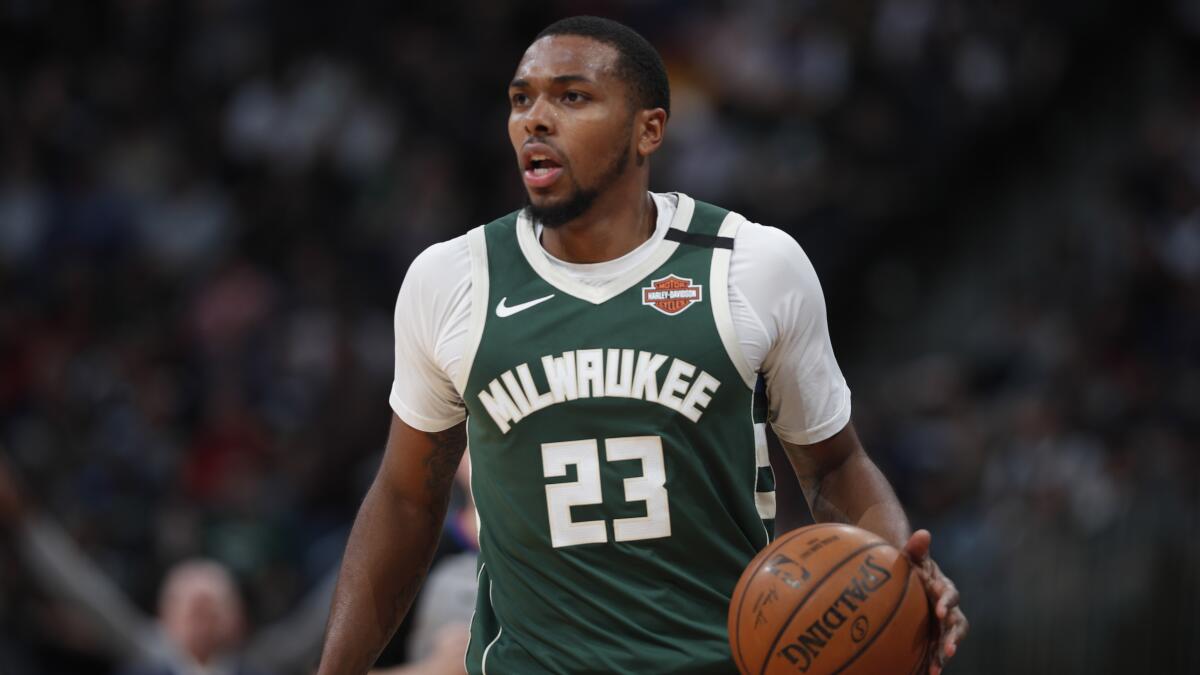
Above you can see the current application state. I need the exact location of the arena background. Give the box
[1,1,1198,674]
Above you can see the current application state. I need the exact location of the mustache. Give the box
[522,138,569,165]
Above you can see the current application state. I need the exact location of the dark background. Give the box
[1,0,1198,673]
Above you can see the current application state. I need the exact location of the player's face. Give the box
[508,35,637,227]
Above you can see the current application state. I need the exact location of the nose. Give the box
[523,96,555,136]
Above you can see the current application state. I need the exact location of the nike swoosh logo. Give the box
[495,294,555,318]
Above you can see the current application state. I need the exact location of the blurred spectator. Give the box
[0,450,479,675]
[0,459,333,675]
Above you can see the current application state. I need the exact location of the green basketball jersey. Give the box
[461,194,775,674]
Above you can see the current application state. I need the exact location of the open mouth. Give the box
[523,151,564,188]
[527,154,562,175]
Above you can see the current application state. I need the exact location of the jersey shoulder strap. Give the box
[666,199,734,249]
[481,209,521,244]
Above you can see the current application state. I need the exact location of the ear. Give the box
[636,108,667,159]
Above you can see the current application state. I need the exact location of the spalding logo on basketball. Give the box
[728,524,932,675]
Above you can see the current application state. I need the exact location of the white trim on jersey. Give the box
[755,490,778,520]
[465,559,485,674]
[753,422,776,521]
[453,226,491,396]
[514,193,696,305]
[754,422,770,468]
[749,394,773,541]
[480,575,502,675]
[709,210,756,390]
[465,428,486,675]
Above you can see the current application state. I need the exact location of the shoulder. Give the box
[405,231,473,287]
[397,230,478,313]
[730,220,823,293]
[394,231,478,354]
[732,220,811,264]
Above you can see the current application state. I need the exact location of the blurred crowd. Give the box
[0,1,1197,674]
[852,51,1200,672]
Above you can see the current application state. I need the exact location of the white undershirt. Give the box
[390,192,851,445]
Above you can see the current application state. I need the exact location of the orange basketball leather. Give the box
[729,524,932,675]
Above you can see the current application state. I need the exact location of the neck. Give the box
[539,182,656,264]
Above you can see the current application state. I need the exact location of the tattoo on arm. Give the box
[348,425,465,672]
[376,569,427,638]
[797,473,852,524]
[349,575,424,675]
[421,424,467,519]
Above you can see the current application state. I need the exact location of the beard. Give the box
[527,140,631,230]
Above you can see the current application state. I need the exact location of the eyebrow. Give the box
[509,74,596,89]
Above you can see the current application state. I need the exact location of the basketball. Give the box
[728,524,933,675]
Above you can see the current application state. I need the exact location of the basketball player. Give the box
[317,16,967,675]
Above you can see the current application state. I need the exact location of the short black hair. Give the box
[535,16,670,118]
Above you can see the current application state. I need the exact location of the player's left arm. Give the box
[739,222,967,672]
[781,424,968,675]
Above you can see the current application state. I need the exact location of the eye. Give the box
[511,92,530,106]
[563,90,589,104]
